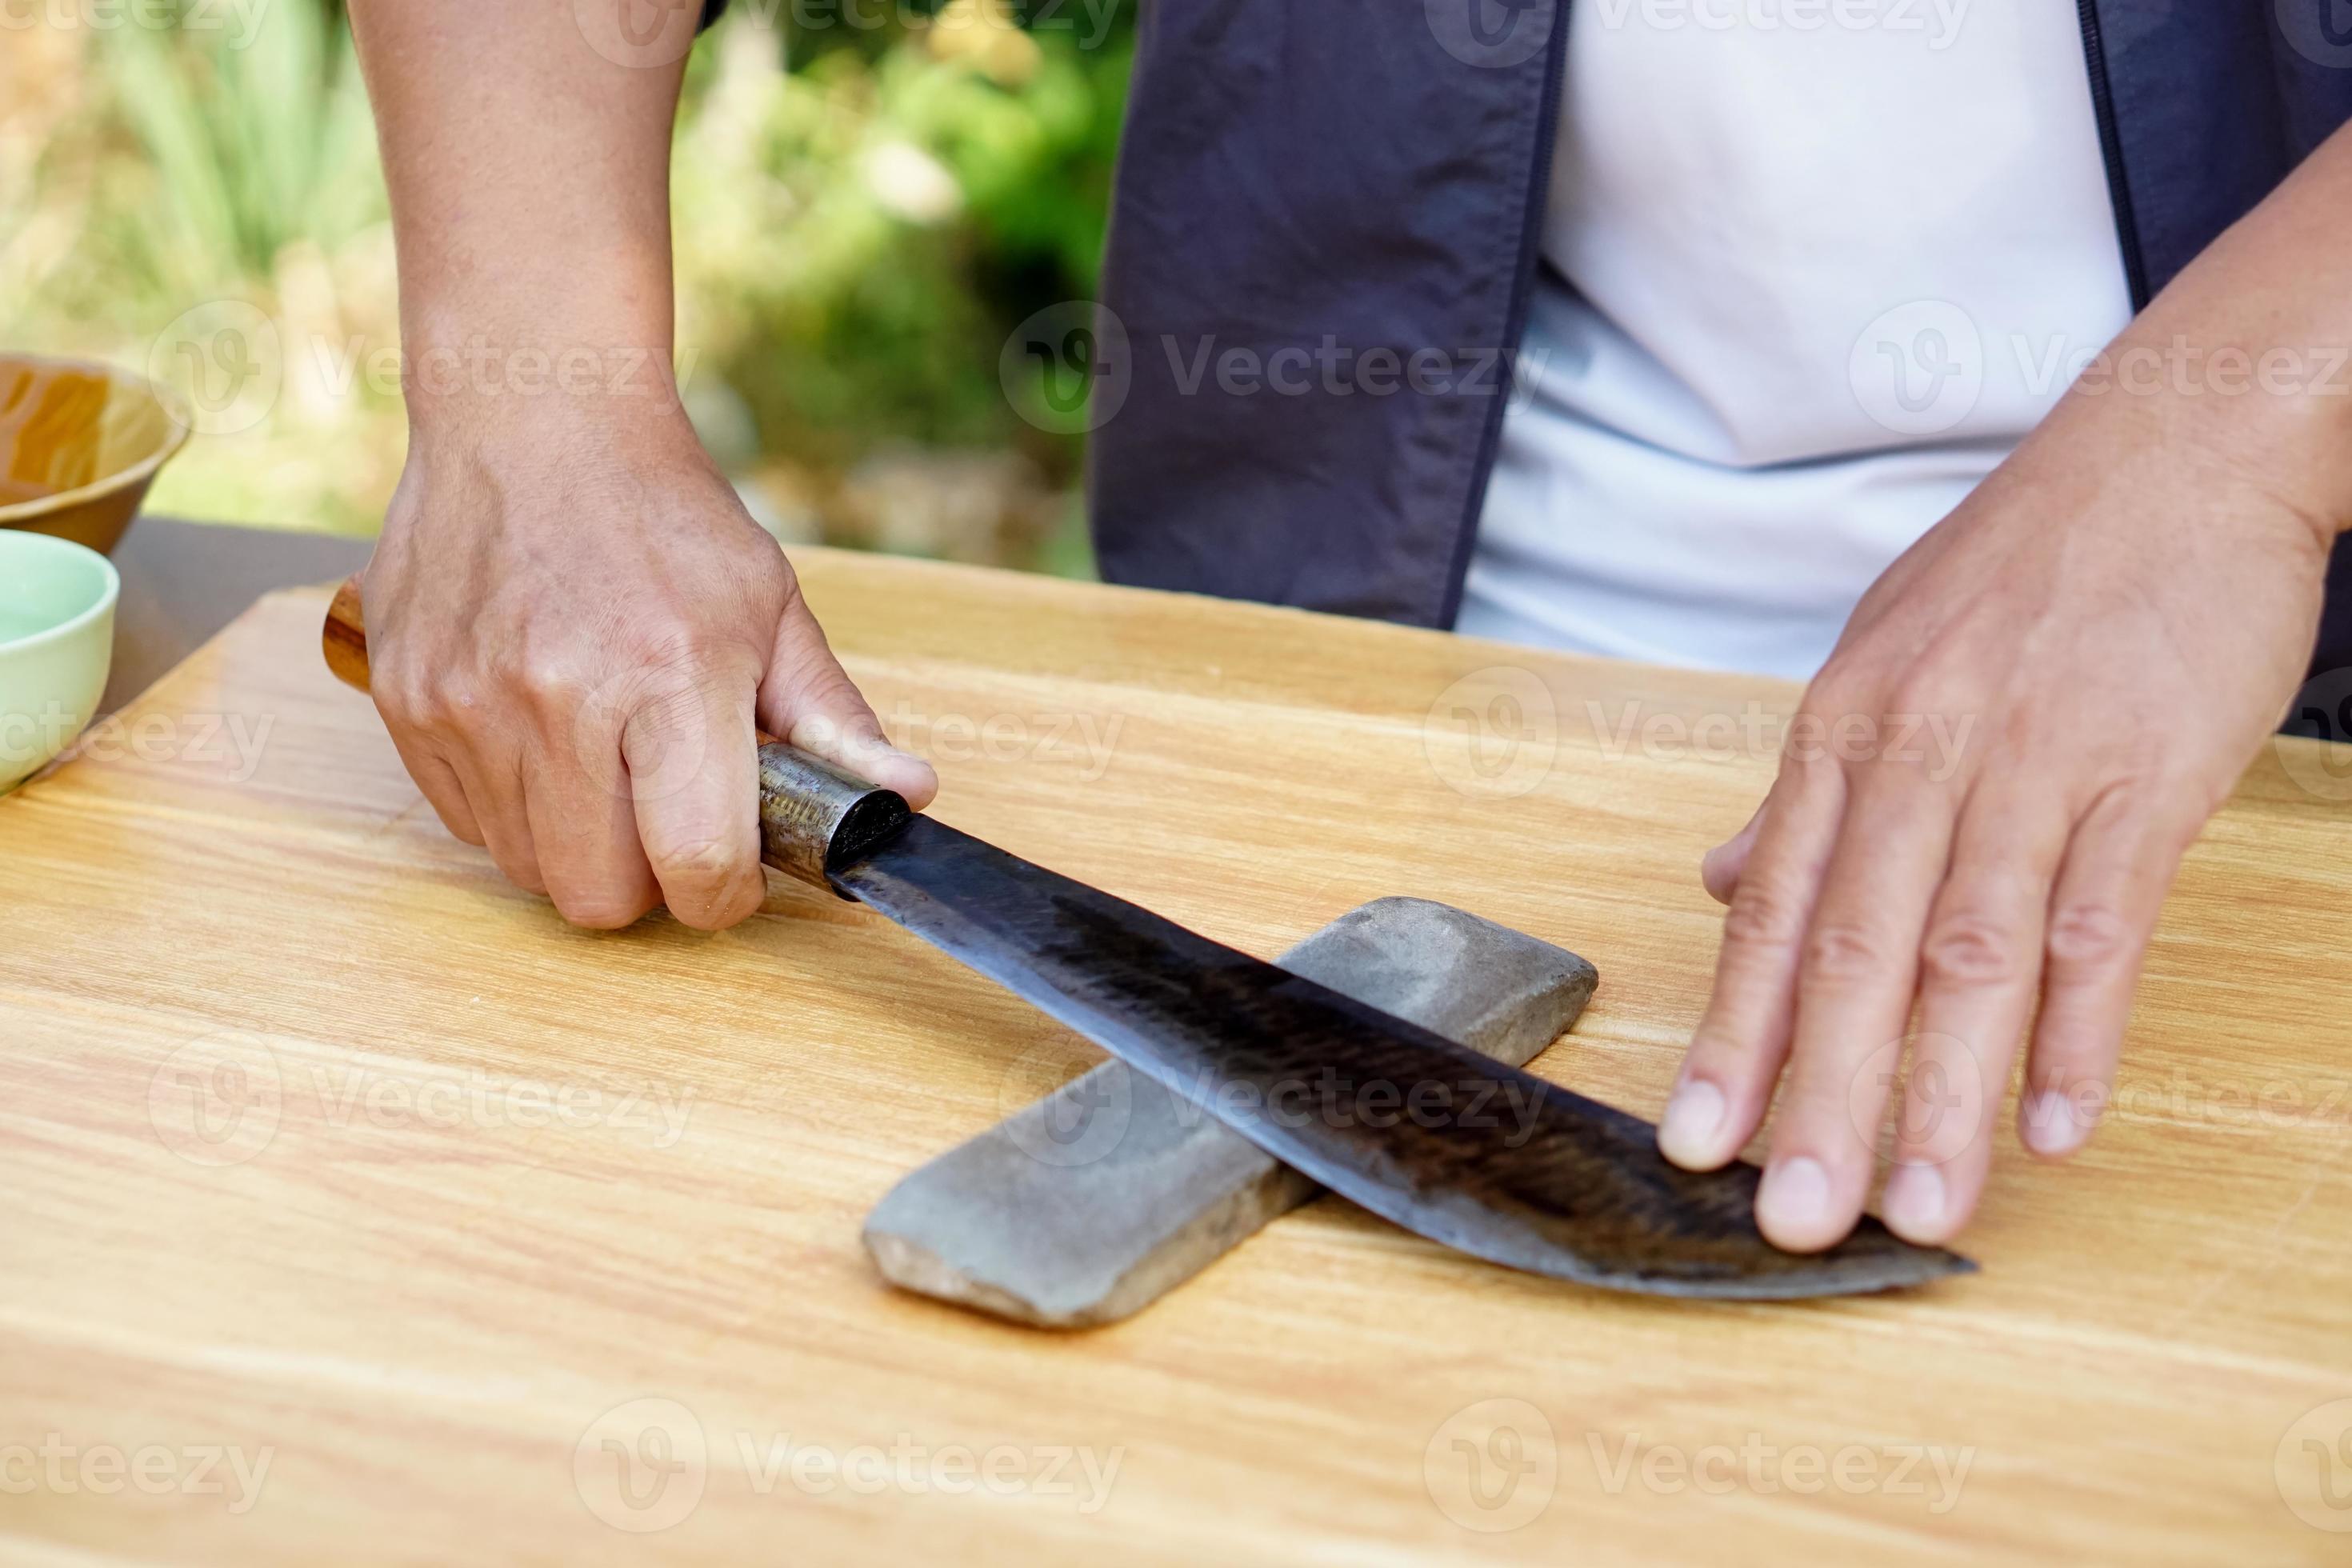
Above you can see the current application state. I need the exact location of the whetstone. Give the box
[862,897,1599,1327]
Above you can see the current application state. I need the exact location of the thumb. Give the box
[1700,798,1767,905]
[758,587,939,810]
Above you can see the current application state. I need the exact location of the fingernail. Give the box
[1757,1156,1833,1245]
[2022,1089,2092,1156]
[1882,1160,1947,1238]
[1658,1078,1726,1164]
[820,725,920,776]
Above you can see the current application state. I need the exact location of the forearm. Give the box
[2040,122,2352,546]
[346,0,690,430]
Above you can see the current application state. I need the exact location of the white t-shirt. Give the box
[1456,2,2135,678]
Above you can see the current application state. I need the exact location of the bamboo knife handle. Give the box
[320,574,911,889]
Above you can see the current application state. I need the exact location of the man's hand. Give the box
[1658,418,2326,1250]
[345,0,931,931]
[363,404,935,931]
[1654,122,2352,1252]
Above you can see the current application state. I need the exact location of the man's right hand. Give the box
[344,0,934,929]
[362,402,938,932]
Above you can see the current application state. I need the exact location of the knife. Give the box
[322,578,1970,1300]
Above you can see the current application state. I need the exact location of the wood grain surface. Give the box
[4,547,2352,1563]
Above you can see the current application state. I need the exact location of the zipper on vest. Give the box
[1439,0,1574,628]
[2074,0,2152,310]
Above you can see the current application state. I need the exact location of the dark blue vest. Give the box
[1090,2,2352,677]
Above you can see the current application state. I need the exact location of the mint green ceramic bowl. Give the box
[0,530,118,794]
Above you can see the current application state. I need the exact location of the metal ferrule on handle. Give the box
[320,574,913,894]
[757,742,911,890]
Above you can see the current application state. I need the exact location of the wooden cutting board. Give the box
[5,547,2352,1563]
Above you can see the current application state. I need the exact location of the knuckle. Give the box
[626,606,742,670]
[513,656,588,712]
[1722,881,1808,953]
[1801,920,1892,985]
[552,890,650,930]
[492,855,548,897]
[2045,901,2134,976]
[1797,665,1866,723]
[426,679,487,728]
[424,697,486,742]
[646,830,746,882]
[744,545,793,601]
[1918,914,2022,990]
[371,667,445,733]
[372,682,427,732]
[623,620,701,672]
[429,801,485,846]
[623,630,750,710]
[665,865,764,931]
[1882,667,1967,727]
[1767,742,1844,806]
[375,658,482,731]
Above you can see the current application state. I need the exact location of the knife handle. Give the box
[321,574,911,890]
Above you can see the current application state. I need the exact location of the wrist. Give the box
[2033,330,2352,558]
[400,330,687,441]
[2165,378,2352,557]
[377,400,731,577]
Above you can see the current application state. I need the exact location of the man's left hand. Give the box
[1656,377,2338,1250]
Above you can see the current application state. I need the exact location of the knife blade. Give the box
[325,578,1971,1300]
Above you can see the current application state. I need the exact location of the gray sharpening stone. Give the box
[862,896,1600,1328]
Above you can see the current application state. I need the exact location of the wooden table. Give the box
[98,516,373,717]
[5,548,2352,1563]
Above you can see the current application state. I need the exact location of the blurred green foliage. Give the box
[0,0,1130,570]
[88,2,385,301]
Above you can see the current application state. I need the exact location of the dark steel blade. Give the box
[833,815,1973,1301]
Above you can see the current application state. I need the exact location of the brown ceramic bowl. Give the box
[0,354,190,557]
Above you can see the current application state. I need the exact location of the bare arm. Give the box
[346,0,934,930]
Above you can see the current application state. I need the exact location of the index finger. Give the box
[1658,754,1847,1172]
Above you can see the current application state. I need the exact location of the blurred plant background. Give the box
[0,0,1130,574]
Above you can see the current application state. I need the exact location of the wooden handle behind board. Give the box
[322,574,374,694]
